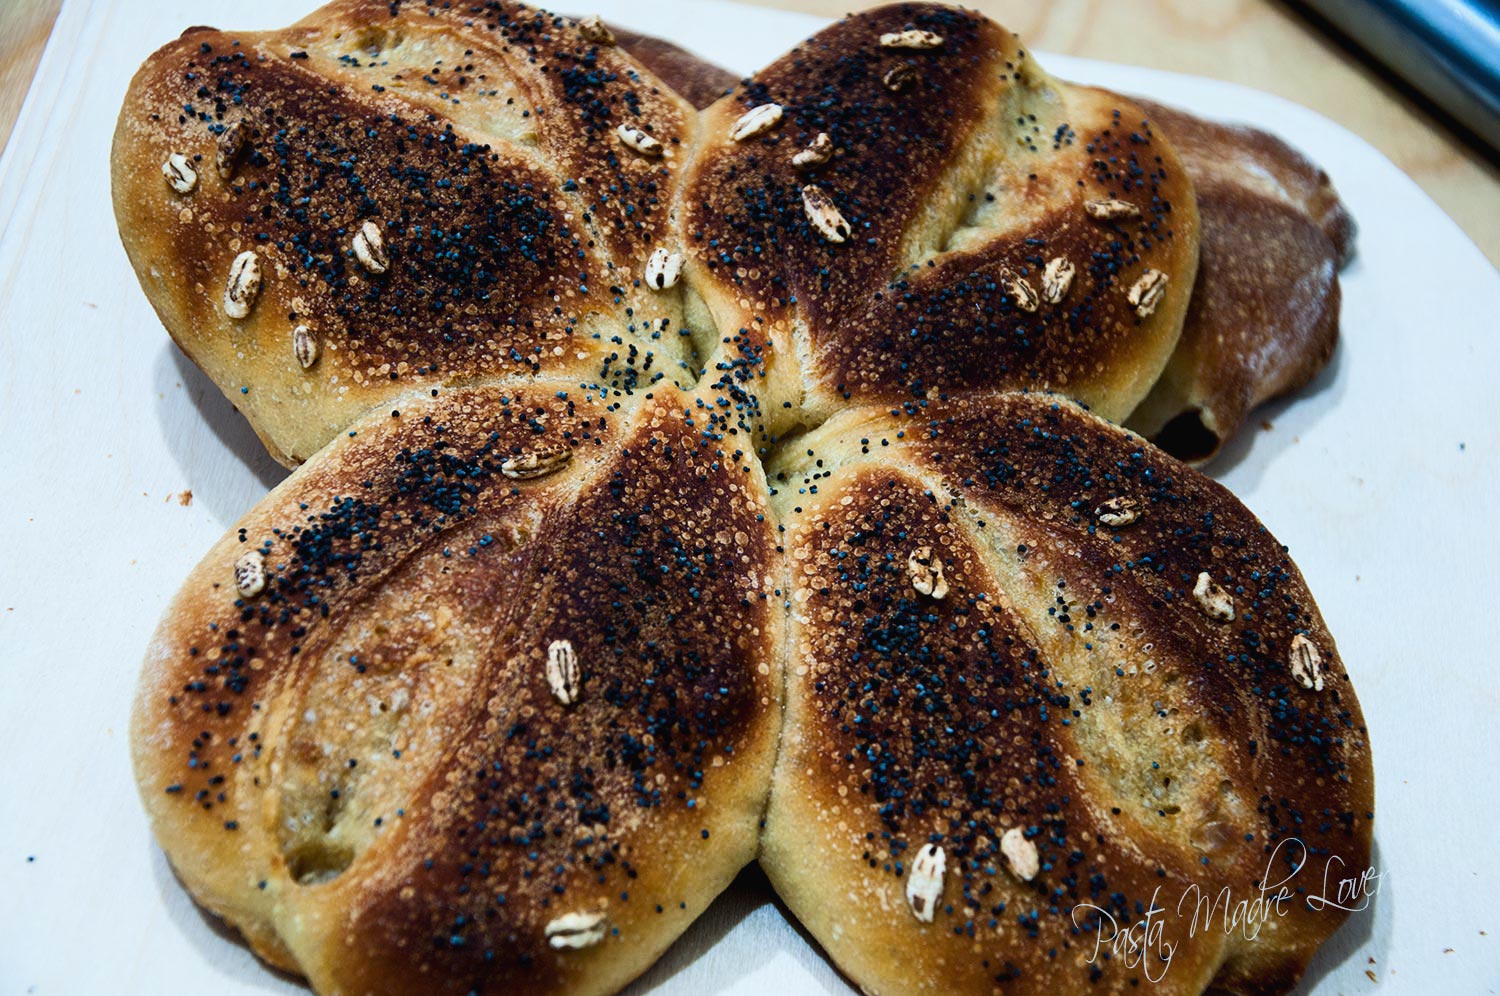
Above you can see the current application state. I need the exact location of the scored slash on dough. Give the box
[117,8,1370,995]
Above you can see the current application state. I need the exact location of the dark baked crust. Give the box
[133,383,783,995]
[678,4,1200,441]
[124,6,1371,995]
[610,17,1357,466]
[643,20,1357,466]
[1126,100,1355,462]
[113,1,699,466]
[764,391,1373,995]
[116,0,1355,472]
[612,26,737,110]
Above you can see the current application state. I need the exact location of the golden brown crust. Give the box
[624,13,1362,462]
[609,22,1362,468]
[133,382,783,996]
[113,1,699,466]
[116,0,1355,472]
[764,391,1373,996]
[611,24,1356,466]
[1126,99,1355,462]
[607,17,1356,466]
[125,6,1371,995]
[677,4,1199,442]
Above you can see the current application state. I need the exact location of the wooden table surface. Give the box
[3,0,1497,267]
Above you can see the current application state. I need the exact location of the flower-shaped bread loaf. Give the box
[115,3,1372,995]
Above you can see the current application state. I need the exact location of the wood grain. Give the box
[0,0,60,163]
[0,0,1495,267]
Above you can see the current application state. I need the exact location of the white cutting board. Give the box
[1,1,1496,993]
